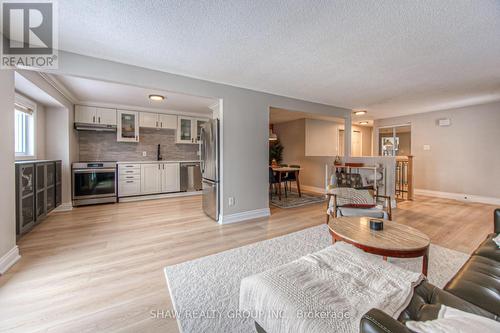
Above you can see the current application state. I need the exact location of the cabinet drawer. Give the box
[119,163,141,169]
[118,179,141,197]
[119,166,141,175]
[119,174,140,181]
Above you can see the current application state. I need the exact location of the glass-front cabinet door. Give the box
[177,117,194,143]
[117,110,139,142]
[196,119,207,143]
[176,117,208,144]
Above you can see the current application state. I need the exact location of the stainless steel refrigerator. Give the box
[200,118,219,221]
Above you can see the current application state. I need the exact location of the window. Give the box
[15,96,36,158]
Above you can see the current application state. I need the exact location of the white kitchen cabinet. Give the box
[117,110,139,142]
[176,117,208,144]
[140,112,177,130]
[140,163,161,194]
[118,164,141,197]
[75,105,116,126]
[139,112,159,128]
[159,114,177,129]
[161,163,180,193]
[75,105,95,124]
[96,107,117,126]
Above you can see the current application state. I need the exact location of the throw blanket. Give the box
[239,242,423,333]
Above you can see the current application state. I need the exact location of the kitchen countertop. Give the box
[117,160,201,164]
[15,159,61,164]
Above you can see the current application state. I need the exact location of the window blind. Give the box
[15,103,34,115]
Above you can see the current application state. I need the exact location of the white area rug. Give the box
[164,224,469,333]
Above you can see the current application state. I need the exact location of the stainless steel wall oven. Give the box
[72,162,117,206]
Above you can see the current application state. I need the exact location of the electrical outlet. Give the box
[142,151,147,157]
[228,197,235,206]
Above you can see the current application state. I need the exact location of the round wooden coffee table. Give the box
[328,216,431,276]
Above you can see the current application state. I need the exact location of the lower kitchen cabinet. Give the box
[161,163,180,193]
[141,163,161,194]
[15,160,62,236]
[118,162,180,198]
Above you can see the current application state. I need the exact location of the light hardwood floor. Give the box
[0,195,496,332]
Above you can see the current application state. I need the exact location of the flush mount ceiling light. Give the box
[149,94,165,101]
[359,121,369,125]
[354,110,367,116]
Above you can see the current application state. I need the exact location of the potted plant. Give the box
[269,140,284,165]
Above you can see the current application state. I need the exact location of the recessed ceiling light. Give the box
[359,121,369,125]
[149,94,165,101]
[354,110,367,116]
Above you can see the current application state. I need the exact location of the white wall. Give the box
[0,70,18,273]
[374,101,500,200]
[50,51,350,221]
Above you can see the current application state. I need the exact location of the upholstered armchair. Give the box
[326,187,392,223]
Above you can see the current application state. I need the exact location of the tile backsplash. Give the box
[78,128,199,161]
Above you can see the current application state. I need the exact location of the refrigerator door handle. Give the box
[200,127,205,174]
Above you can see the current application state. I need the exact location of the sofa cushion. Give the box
[445,255,500,317]
[473,233,500,261]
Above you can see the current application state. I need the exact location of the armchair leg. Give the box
[326,214,330,224]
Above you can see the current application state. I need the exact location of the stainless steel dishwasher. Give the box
[180,162,202,192]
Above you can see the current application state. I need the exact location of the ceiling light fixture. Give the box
[359,121,369,125]
[354,110,367,116]
[149,94,165,101]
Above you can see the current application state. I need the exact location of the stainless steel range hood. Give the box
[74,123,117,132]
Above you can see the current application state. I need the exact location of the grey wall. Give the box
[45,107,72,203]
[0,70,16,265]
[78,128,198,161]
[50,51,351,219]
[17,70,76,205]
[374,101,500,198]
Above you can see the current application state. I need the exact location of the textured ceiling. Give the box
[53,75,216,114]
[58,0,500,119]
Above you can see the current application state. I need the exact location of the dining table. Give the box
[271,166,301,200]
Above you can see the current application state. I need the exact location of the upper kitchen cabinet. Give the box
[117,110,139,142]
[159,114,177,129]
[139,112,177,130]
[75,105,116,126]
[176,116,208,144]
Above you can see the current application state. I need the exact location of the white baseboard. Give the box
[219,208,270,225]
[414,189,500,206]
[52,202,73,212]
[119,191,202,203]
[0,246,21,275]
[292,184,326,194]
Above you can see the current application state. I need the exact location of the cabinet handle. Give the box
[93,116,95,123]
[98,117,101,124]
[156,121,158,128]
[126,181,134,183]
[161,122,163,128]
[126,176,134,178]
[135,136,138,141]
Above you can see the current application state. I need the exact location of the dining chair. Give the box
[284,164,300,192]
[269,167,287,200]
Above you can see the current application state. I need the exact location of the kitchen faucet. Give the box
[157,144,162,161]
